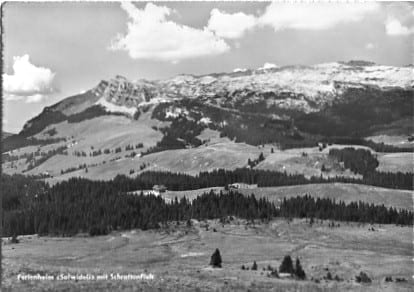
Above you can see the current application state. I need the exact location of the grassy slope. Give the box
[255,146,363,179]
[366,134,414,148]
[45,140,262,183]
[3,113,165,176]
[2,111,412,182]
[377,153,413,173]
[6,139,412,186]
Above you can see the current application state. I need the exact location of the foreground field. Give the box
[3,218,412,291]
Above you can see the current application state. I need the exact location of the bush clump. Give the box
[355,271,371,283]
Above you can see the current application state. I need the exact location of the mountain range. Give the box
[2,61,413,182]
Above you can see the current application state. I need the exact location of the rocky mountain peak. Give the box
[84,61,413,115]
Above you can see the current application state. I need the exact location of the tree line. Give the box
[2,174,412,237]
[323,137,413,153]
[109,167,413,192]
[279,195,412,226]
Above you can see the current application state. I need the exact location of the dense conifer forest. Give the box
[2,174,412,237]
[296,87,413,137]
[110,167,413,191]
[328,147,379,175]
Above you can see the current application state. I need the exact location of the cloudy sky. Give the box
[2,1,413,133]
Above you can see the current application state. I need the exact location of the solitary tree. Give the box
[252,261,258,270]
[294,258,306,280]
[210,248,222,268]
[279,255,294,274]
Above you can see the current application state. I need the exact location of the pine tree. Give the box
[279,255,294,274]
[210,248,222,268]
[252,261,258,270]
[259,152,265,161]
[294,258,306,279]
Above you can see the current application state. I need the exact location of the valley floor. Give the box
[2,218,412,291]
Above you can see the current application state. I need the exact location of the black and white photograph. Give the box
[1,1,413,291]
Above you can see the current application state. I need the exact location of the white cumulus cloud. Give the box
[259,2,380,31]
[26,94,45,103]
[3,55,56,102]
[205,2,379,41]
[385,18,413,36]
[207,8,257,39]
[110,2,230,62]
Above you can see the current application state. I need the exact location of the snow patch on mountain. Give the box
[258,62,278,71]
[233,68,248,73]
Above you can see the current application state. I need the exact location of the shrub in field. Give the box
[356,271,371,283]
[268,267,279,278]
[325,272,333,280]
